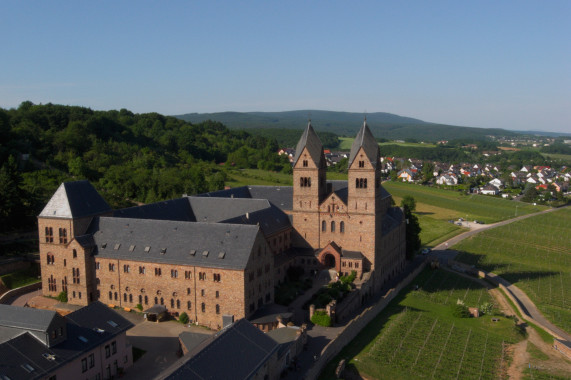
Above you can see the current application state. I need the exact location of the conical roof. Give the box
[292,121,324,167]
[348,120,379,168]
[39,180,111,218]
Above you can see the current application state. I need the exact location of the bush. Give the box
[452,303,470,318]
[136,303,143,311]
[287,266,304,282]
[179,312,189,324]
[311,310,332,327]
[56,291,68,303]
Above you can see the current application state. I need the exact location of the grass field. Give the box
[0,267,40,289]
[383,181,547,224]
[225,169,293,187]
[320,268,523,380]
[454,207,571,333]
[338,137,436,150]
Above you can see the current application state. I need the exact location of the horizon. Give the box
[1,1,569,133]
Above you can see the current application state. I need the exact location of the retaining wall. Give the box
[0,282,42,304]
[305,260,428,380]
[0,257,32,276]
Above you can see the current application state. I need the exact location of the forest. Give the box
[0,102,290,230]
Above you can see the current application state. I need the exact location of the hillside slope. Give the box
[174,110,518,141]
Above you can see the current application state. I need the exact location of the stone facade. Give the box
[38,122,406,329]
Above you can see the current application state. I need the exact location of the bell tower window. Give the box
[45,227,54,243]
[300,177,311,187]
[302,160,308,167]
[356,178,367,189]
[58,228,67,244]
[358,160,365,168]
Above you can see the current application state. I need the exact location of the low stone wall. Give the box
[334,289,362,323]
[305,260,428,380]
[0,282,42,304]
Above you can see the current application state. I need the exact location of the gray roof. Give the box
[349,121,380,168]
[293,122,324,167]
[248,186,293,211]
[39,181,111,219]
[113,198,195,222]
[164,319,278,380]
[0,302,133,380]
[178,332,210,354]
[188,197,270,223]
[90,217,260,270]
[0,304,57,333]
[222,203,291,237]
[342,250,364,259]
[382,207,404,235]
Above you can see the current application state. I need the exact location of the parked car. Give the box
[421,248,431,255]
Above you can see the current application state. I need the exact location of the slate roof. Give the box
[292,122,324,167]
[178,332,210,354]
[188,197,270,223]
[163,319,278,380]
[222,203,291,237]
[90,217,260,270]
[39,181,111,219]
[113,198,195,222]
[0,302,133,380]
[0,304,56,333]
[382,207,404,235]
[248,186,293,211]
[349,121,380,168]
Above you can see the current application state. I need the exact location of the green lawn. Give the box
[339,137,436,150]
[383,181,547,223]
[225,169,293,187]
[1,267,41,289]
[320,268,523,380]
[454,207,571,333]
[417,214,464,247]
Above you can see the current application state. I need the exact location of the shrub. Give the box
[287,266,304,282]
[452,303,470,318]
[311,310,332,327]
[179,312,189,324]
[480,302,493,315]
[136,303,143,311]
[56,291,68,303]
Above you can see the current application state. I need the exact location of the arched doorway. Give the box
[324,253,336,268]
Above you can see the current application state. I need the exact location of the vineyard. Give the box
[455,207,571,333]
[383,181,547,223]
[320,268,524,379]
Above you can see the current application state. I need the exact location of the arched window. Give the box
[321,220,326,232]
[177,300,181,309]
[145,295,148,305]
[187,301,191,310]
[300,177,304,186]
[123,293,127,302]
[139,295,142,304]
[72,249,77,258]
[160,297,164,305]
[201,303,206,312]
[114,292,118,301]
[170,299,174,308]
[356,178,360,188]
[216,304,220,314]
[154,297,158,305]
[364,178,367,188]
[129,294,133,303]
[340,221,345,233]
[331,221,335,232]
[109,291,112,300]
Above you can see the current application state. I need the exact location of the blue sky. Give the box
[1,1,569,132]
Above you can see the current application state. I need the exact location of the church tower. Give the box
[347,120,383,272]
[291,121,327,247]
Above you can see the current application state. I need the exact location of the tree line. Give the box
[0,102,289,230]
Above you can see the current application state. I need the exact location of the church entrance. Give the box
[324,253,336,268]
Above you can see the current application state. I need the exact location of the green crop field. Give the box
[339,137,436,150]
[320,268,523,380]
[454,207,571,333]
[383,181,547,223]
[225,169,293,187]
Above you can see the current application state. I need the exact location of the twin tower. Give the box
[290,121,405,291]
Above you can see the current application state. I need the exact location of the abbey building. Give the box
[38,121,406,328]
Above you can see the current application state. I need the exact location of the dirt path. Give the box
[489,287,571,379]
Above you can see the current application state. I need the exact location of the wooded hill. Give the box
[175,110,520,142]
[0,102,290,230]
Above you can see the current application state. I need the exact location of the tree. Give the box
[401,196,421,259]
[0,156,27,229]
[400,195,417,212]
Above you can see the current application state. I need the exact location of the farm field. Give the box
[455,207,571,333]
[383,181,547,223]
[338,137,436,150]
[320,268,523,379]
[225,169,293,187]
